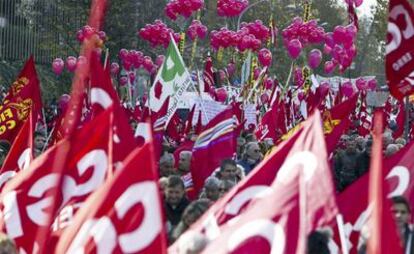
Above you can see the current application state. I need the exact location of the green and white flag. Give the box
[149,34,193,122]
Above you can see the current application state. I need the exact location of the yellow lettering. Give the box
[3,109,13,119]
[6,120,16,130]
[0,125,5,135]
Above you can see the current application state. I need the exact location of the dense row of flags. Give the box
[0,0,413,253]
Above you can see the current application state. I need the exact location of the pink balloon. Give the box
[308,49,322,69]
[356,78,367,91]
[298,91,305,101]
[341,81,354,97]
[319,82,330,96]
[260,93,269,104]
[253,68,261,80]
[368,79,377,90]
[58,94,71,112]
[143,56,153,72]
[264,78,273,90]
[52,58,65,75]
[119,76,128,86]
[215,88,228,102]
[258,48,272,67]
[66,56,77,72]
[119,49,129,60]
[324,61,336,74]
[155,55,165,66]
[323,44,332,55]
[110,62,120,75]
[287,39,302,59]
[76,30,85,43]
[129,72,136,83]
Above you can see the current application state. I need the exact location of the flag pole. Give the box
[404,96,410,141]
[336,214,350,254]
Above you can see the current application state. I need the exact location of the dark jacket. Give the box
[164,198,190,226]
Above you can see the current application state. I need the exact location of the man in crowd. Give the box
[237,142,263,175]
[391,196,414,252]
[216,159,240,183]
[33,131,46,158]
[164,175,190,240]
[159,153,176,177]
[334,139,360,190]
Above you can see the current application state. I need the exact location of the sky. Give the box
[337,0,377,17]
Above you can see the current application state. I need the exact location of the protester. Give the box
[199,177,220,202]
[164,175,190,239]
[0,233,17,254]
[237,141,263,175]
[391,196,414,251]
[385,143,400,157]
[334,139,361,190]
[218,179,236,198]
[171,199,211,242]
[33,131,46,158]
[159,153,176,177]
[215,159,240,182]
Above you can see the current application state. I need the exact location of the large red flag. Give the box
[367,111,403,254]
[0,56,42,144]
[0,112,34,191]
[190,106,239,195]
[0,108,114,253]
[169,125,304,253]
[255,99,280,142]
[55,138,167,253]
[199,111,338,254]
[386,0,414,99]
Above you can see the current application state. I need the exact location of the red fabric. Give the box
[0,107,114,253]
[0,56,42,144]
[386,0,414,99]
[55,141,167,253]
[184,104,196,135]
[198,111,338,254]
[194,110,203,135]
[358,92,372,137]
[165,110,183,142]
[190,106,239,196]
[0,112,34,191]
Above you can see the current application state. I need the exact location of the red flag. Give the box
[198,111,338,254]
[367,111,403,254]
[202,56,215,92]
[324,93,359,153]
[0,108,114,253]
[255,100,279,142]
[0,112,34,191]
[194,109,203,135]
[386,0,414,99]
[165,110,183,142]
[357,92,372,137]
[184,104,196,135]
[55,138,167,253]
[0,56,42,144]
[392,100,405,139]
[190,106,239,195]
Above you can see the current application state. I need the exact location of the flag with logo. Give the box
[0,56,42,144]
[149,35,193,123]
[386,0,414,99]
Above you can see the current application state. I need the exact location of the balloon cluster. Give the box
[217,0,249,17]
[117,49,158,74]
[165,0,204,20]
[282,18,325,59]
[52,56,87,75]
[138,20,180,48]
[240,20,271,43]
[187,20,208,40]
[355,78,377,91]
[323,24,357,73]
[76,25,107,44]
[210,27,261,51]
